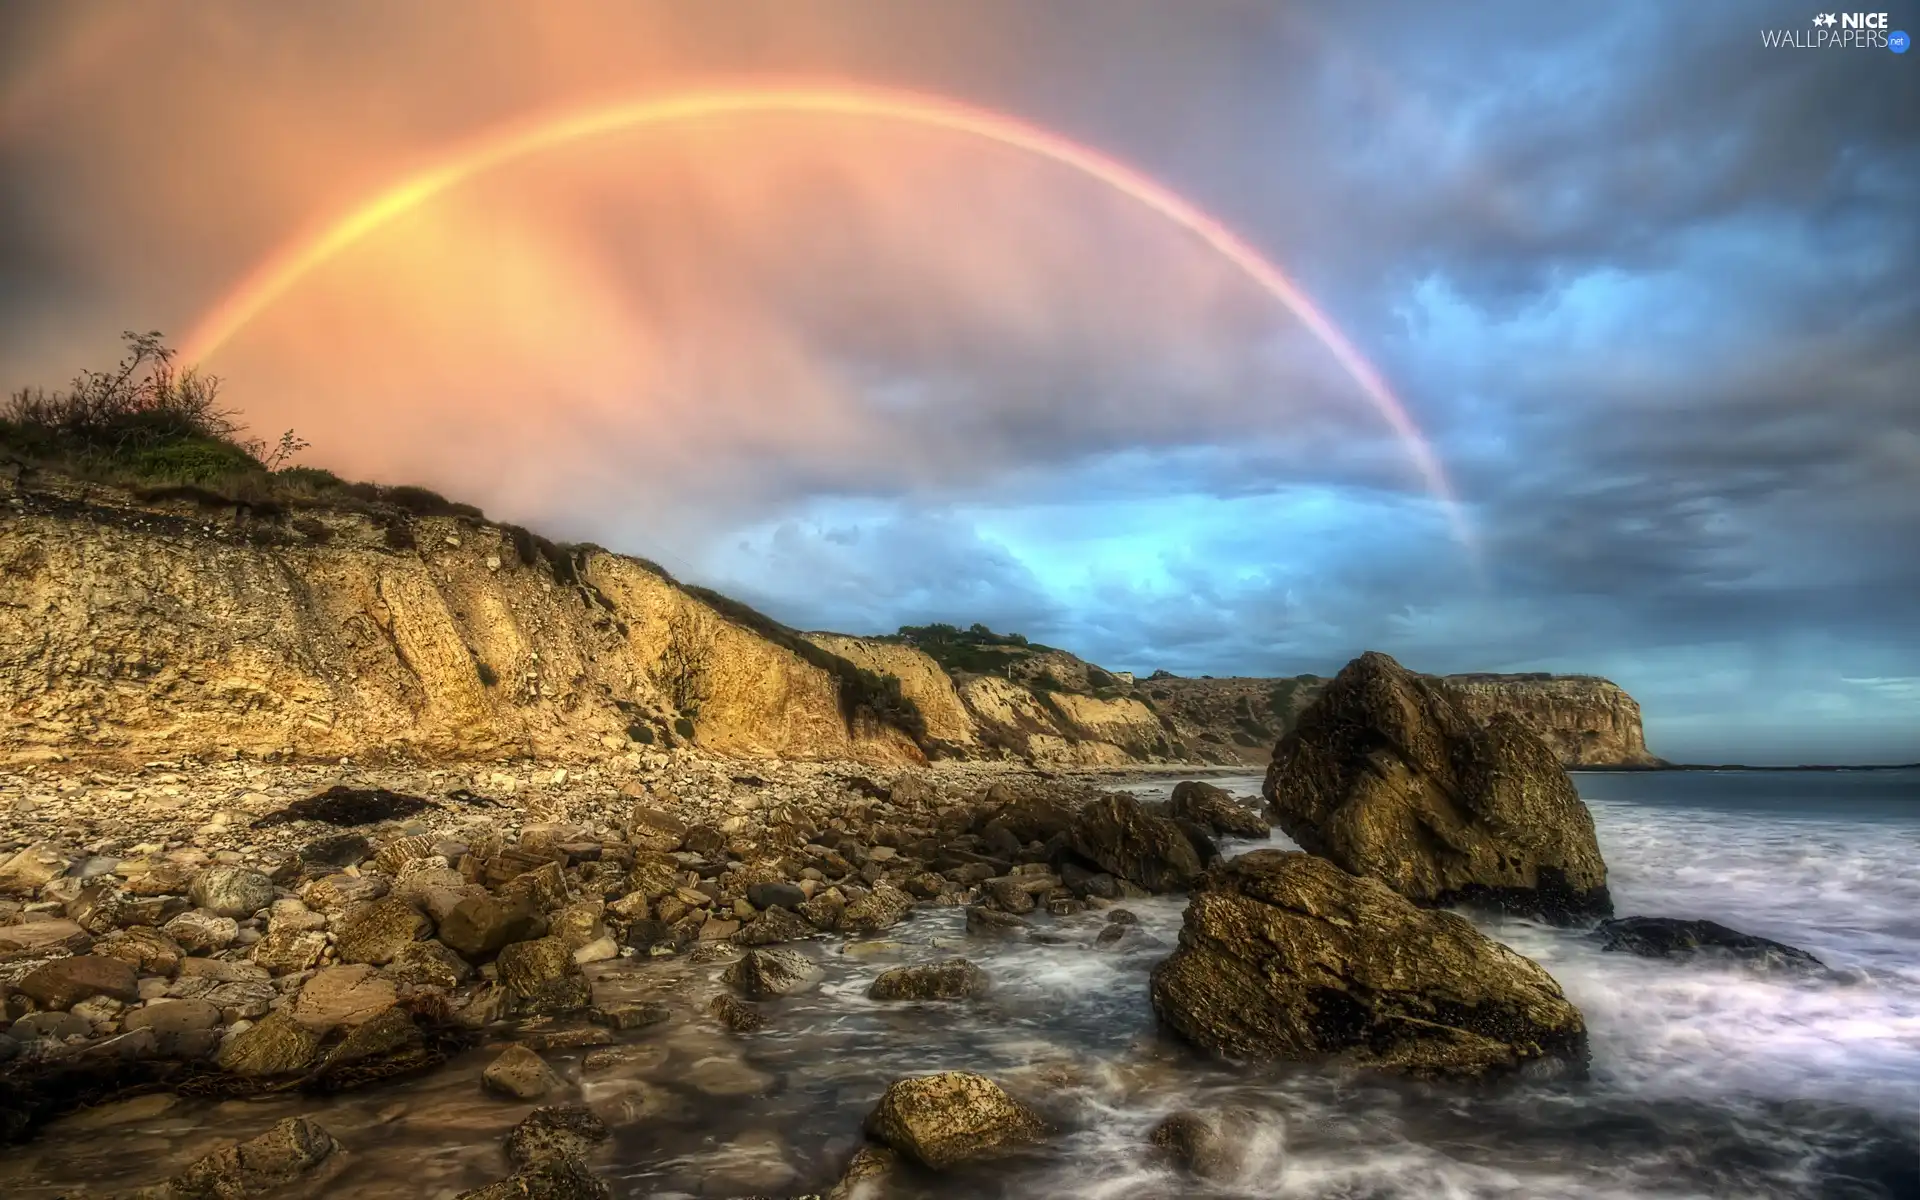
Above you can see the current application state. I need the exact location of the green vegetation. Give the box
[889,622,1057,677]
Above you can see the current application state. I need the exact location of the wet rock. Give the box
[1149,850,1587,1078]
[454,1155,613,1200]
[708,995,763,1032]
[506,1103,609,1168]
[1148,1108,1264,1182]
[864,1071,1047,1170]
[1059,863,1119,900]
[498,937,579,998]
[334,897,433,965]
[188,866,275,918]
[168,1116,339,1198]
[841,883,914,934]
[1596,916,1825,971]
[18,956,139,1010]
[827,1145,898,1200]
[796,892,845,932]
[1069,794,1204,894]
[869,958,987,1001]
[253,785,435,828]
[291,964,399,1032]
[732,904,815,947]
[1169,781,1272,840]
[250,928,329,975]
[722,948,823,998]
[383,938,474,988]
[215,1009,323,1076]
[161,909,239,955]
[483,1043,561,1100]
[1265,651,1612,924]
[589,1001,668,1032]
[982,878,1036,914]
[440,894,548,961]
[316,1004,426,1076]
[94,926,186,977]
[964,906,1029,938]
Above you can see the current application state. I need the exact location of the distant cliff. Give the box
[0,468,1659,770]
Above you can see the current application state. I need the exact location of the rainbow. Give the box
[181,82,1470,549]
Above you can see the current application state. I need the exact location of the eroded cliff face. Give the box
[804,634,977,749]
[0,474,921,767]
[1437,675,1658,767]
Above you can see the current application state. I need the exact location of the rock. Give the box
[964,906,1029,938]
[162,909,240,955]
[1148,1108,1263,1182]
[1595,916,1825,971]
[440,894,548,960]
[334,897,433,965]
[65,882,127,934]
[0,917,91,956]
[590,1001,669,1032]
[796,892,845,932]
[1168,781,1272,840]
[302,833,372,868]
[119,855,195,897]
[373,834,438,875]
[732,905,815,947]
[317,1004,425,1075]
[169,1116,339,1198]
[1069,794,1204,894]
[498,937,578,996]
[1264,651,1612,924]
[982,878,1036,914]
[571,935,619,965]
[251,928,329,975]
[708,995,763,1032]
[627,807,687,853]
[95,926,186,976]
[506,1104,609,1168]
[125,998,221,1056]
[11,1011,91,1041]
[18,955,140,1009]
[0,842,70,897]
[827,1145,898,1200]
[864,1071,1047,1170]
[455,1155,613,1200]
[1149,850,1587,1078]
[291,964,399,1032]
[381,938,474,989]
[869,958,987,1001]
[840,883,915,933]
[483,1043,561,1099]
[188,866,275,918]
[723,948,823,998]
[746,881,806,911]
[215,1009,323,1076]
[303,872,390,912]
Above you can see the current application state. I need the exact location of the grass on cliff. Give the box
[888,622,1061,677]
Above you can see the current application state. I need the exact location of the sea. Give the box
[4,769,1916,1198]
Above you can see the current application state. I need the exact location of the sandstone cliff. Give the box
[0,470,922,767]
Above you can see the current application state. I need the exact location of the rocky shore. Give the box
[0,653,1809,1198]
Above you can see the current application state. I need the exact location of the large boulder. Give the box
[864,1071,1046,1169]
[1149,850,1587,1078]
[868,959,988,1001]
[1264,651,1611,923]
[1068,794,1204,893]
[722,948,823,998]
[169,1117,339,1198]
[1168,781,1272,840]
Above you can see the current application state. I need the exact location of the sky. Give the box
[1,1,1916,764]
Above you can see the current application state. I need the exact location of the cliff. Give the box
[0,468,1657,771]
[0,470,923,767]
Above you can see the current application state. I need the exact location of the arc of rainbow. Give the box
[181,83,1472,552]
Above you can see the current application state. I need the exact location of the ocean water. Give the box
[3,770,1916,1198]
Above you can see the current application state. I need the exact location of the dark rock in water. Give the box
[300,833,372,869]
[964,906,1029,939]
[723,948,823,998]
[868,959,988,1001]
[253,785,436,828]
[1068,794,1205,894]
[1149,1107,1264,1182]
[455,1154,614,1200]
[828,1145,898,1198]
[169,1116,339,1198]
[589,1001,669,1032]
[1169,781,1273,840]
[506,1103,609,1169]
[732,904,816,947]
[865,1071,1047,1170]
[1596,916,1824,971]
[483,1044,560,1100]
[708,995,763,1032]
[1264,651,1612,924]
[1150,850,1588,1078]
